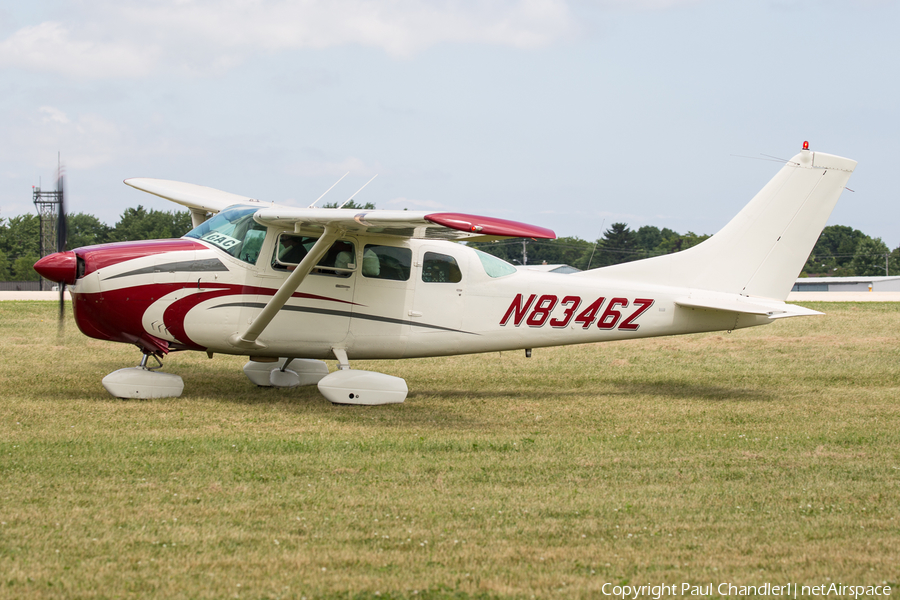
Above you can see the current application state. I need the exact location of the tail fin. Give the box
[579,148,857,300]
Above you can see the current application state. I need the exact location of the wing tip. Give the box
[425,212,556,239]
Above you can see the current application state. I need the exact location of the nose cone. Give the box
[34,251,77,285]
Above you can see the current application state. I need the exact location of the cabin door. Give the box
[348,241,415,358]
[409,244,466,335]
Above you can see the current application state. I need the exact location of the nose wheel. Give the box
[101,352,184,399]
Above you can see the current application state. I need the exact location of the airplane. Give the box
[34,143,856,405]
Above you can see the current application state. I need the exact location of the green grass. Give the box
[1,301,899,599]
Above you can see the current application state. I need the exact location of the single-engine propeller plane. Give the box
[35,144,856,404]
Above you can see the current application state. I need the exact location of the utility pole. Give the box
[32,158,64,291]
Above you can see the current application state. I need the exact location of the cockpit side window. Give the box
[272,233,355,278]
[363,245,412,281]
[274,234,315,266]
[422,252,462,283]
[185,206,266,265]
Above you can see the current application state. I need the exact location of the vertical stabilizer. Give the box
[579,148,857,300]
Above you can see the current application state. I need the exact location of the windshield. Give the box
[185,206,267,265]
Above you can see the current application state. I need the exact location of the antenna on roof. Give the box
[586,218,605,270]
[339,174,378,209]
[307,172,349,208]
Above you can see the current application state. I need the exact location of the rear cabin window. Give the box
[363,245,412,281]
[474,249,517,278]
[273,234,355,278]
[421,252,462,283]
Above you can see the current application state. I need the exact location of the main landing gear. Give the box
[101,349,407,405]
[242,357,330,388]
[242,349,408,405]
[102,353,185,399]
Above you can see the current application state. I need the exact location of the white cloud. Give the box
[0,1,576,79]
[121,0,575,55]
[0,107,132,170]
[39,106,69,124]
[0,21,159,79]
[580,0,703,8]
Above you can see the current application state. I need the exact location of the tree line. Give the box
[470,222,900,278]
[0,207,191,281]
[1,206,897,281]
[0,200,373,282]
[469,224,712,272]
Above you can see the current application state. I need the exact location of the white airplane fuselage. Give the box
[67,233,767,362]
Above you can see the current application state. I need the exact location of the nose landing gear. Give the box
[101,352,184,399]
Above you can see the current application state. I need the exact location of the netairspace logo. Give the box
[600,582,892,599]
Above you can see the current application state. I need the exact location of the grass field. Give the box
[1,301,899,599]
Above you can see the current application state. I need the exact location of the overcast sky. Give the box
[1,0,897,247]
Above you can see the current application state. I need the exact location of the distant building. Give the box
[515,264,582,275]
[792,276,900,292]
[0,281,42,292]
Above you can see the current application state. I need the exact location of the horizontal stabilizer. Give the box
[675,296,823,319]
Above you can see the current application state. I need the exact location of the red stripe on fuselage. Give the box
[72,286,175,355]
[71,282,360,352]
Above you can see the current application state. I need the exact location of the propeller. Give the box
[56,166,68,333]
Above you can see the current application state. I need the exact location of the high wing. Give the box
[124,178,262,214]
[125,177,556,242]
[253,207,555,241]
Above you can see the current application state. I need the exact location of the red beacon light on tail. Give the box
[802,141,809,151]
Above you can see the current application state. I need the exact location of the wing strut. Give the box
[227,226,339,350]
